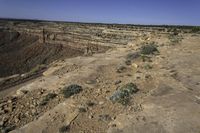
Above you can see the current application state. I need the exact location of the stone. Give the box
[86,79,96,84]
[31,109,37,115]
[15,118,20,123]
[89,115,94,119]
[86,101,95,107]
[132,63,138,68]
[99,114,112,122]
[16,89,28,96]
[99,101,104,105]
[0,120,4,127]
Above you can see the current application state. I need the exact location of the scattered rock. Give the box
[88,114,94,119]
[86,79,96,85]
[125,60,132,65]
[0,121,4,127]
[99,114,112,122]
[1,126,15,133]
[132,63,138,68]
[99,101,104,105]
[145,74,152,79]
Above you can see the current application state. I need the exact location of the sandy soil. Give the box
[0,31,200,133]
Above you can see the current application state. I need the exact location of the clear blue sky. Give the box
[0,0,199,25]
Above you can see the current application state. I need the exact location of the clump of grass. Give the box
[191,26,200,33]
[116,65,126,73]
[39,93,57,106]
[144,64,153,70]
[59,125,70,133]
[61,84,83,98]
[168,33,183,45]
[109,83,139,105]
[126,52,140,61]
[125,52,140,66]
[140,44,158,55]
[29,64,46,74]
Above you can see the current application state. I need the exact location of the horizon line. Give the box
[0,17,200,27]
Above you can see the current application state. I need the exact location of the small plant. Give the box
[168,34,183,45]
[141,55,152,62]
[59,125,70,133]
[61,84,83,98]
[126,52,140,61]
[109,83,139,105]
[144,64,153,70]
[29,64,46,74]
[39,93,57,106]
[116,65,126,73]
[140,44,158,55]
[78,107,87,113]
[191,26,200,33]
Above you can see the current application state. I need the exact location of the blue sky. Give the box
[0,0,199,25]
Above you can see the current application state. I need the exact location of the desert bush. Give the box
[116,65,126,73]
[61,84,83,98]
[59,125,70,133]
[29,64,46,74]
[140,44,158,55]
[109,83,138,105]
[168,34,183,45]
[144,64,153,69]
[39,93,57,106]
[191,27,200,33]
[126,52,140,61]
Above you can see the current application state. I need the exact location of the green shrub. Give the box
[144,64,153,69]
[61,84,82,98]
[30,64,46,74]
[59,125,70,133]
[39,93,57,106]
[140,44,158,55]
[191,27,200,33]
[109,83,138,105]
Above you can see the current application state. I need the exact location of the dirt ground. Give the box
[0,30,200,133]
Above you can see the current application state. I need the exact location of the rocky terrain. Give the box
[0,19,200,133]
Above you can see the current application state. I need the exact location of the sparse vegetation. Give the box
[78,107,87,113]
[144,64,153,70]
[109,83,139,105]
[191,27,200,33]
[39,93,57,106]
[61,84,83,98]
[116,65,126,73]
[168,34,183,45]
[141,55,152,62]
[29,64,46,74]
[140,43,158,55]
[126,52,140,61]
[59,125,70,133]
